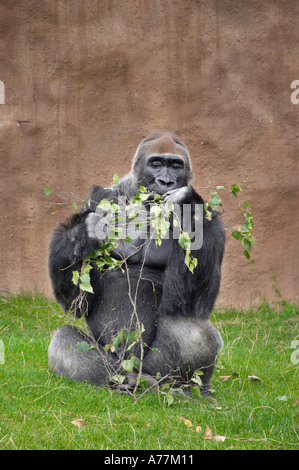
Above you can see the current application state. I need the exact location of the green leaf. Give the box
[204,203,212,221]
[128,209,137,219]
[171,387,185,397]
[138,186,147,193]
[166,394,174,407]
[209,191,222,210]
[124,330,136,348]
[79,273,94,293]
[82,264,93,274]
[190,386,201,399]
[79,282,94,293]
[43,187,52,195]
[122,356,140,373]
[72,201,78,211]
[205,210,212,221]
[137,192,149,201]
[179,232,191,250]
[160,218,170,237]
[112,330,124,349]
[230,184,242,198]
[72,270,80,286]
[113,173,119,185]
[191,373,203,387]
[184,252,198,273]
[94,260,106,271]
[97,199,112,211]
[80,273,91,284]
[240,222,251,234]
[134,186,149,202]
[88,249,103,258]
[232,230,241,240]
[104,255,113,264]
[77,341,96,353]
[243,239,252,251]
[179,236,187,249]
[111,374,125,384]
[121,358,133,372]
[137,375,147,389]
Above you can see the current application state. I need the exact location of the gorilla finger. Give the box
[163,186,189,204]
[163,189,179,203]
[85,213,99,239]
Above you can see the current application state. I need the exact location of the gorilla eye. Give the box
[150,160,162,168]
[171,162,183,170]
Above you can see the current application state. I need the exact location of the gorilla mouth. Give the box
[156,180,176,193]
[149,188,169,198]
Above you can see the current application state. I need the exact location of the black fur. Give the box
[48,131,225,392]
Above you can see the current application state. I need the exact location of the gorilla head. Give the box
[131,130,192,195]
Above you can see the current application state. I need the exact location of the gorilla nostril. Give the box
[158,179,174,187]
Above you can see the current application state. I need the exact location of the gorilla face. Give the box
[132,130,192,195]
[143,154,186,194]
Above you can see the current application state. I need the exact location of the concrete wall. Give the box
[0,0,298,307]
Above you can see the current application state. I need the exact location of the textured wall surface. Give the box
[0,0,298,307]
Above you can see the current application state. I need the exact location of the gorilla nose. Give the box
[157,178,176,192]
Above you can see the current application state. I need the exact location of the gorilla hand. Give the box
[85,212,109,242]
[163,186,190,204]
[85,213,99,239]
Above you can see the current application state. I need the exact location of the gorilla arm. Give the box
[48,210,97,313]
[48,185,117,313]
[141,187,225,384]
[159,187,225,320]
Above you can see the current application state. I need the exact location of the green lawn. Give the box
[0,293,298,450]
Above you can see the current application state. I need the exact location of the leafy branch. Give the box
[44,178,255,401]
[203,183,255,262]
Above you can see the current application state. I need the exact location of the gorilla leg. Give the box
[48,325,119,385]
[143,317,223,391]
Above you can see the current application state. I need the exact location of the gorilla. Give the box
[48,130,225,394]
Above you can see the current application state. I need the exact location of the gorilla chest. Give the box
[87,266,164,348]
[113,236,174,269]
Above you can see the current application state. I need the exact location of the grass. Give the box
[0,292,298,450]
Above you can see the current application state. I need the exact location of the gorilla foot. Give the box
[112,372,160,395]
[122,372,160,391]
[48,325,119,385]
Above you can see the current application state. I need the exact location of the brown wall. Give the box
[0,0,298,307]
